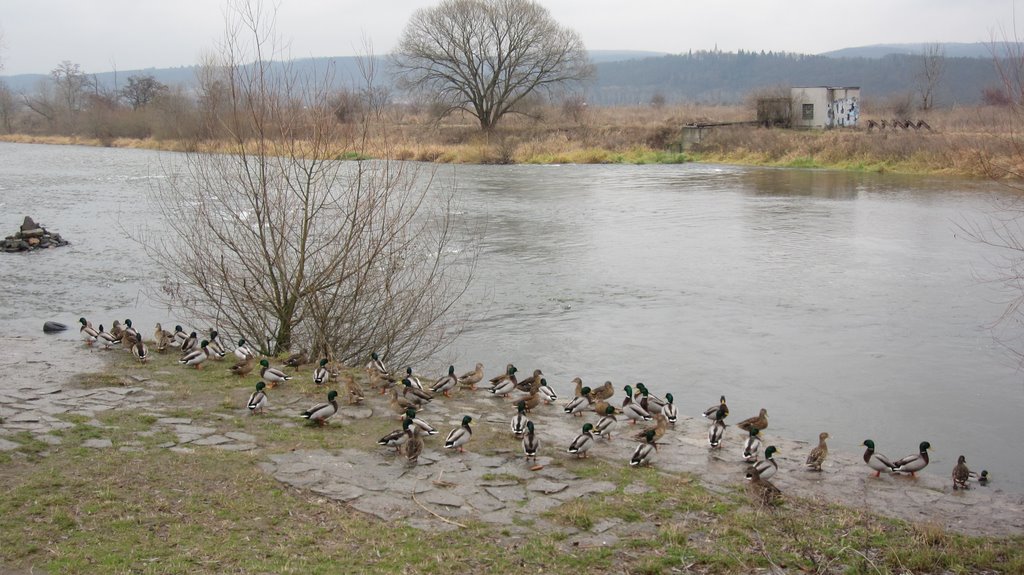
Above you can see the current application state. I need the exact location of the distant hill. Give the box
[0,46,1005,107]
[821,42,1010,59]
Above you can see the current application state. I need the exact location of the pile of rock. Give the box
[3,216,70,252]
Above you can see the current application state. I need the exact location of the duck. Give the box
[431,365,458,397]
[180,331,199,354]
[703,395,729,420]
[402,379,433,406]
[746,446,779,481]
[567,423,595,458]
[283,349,308,369]
[593,405,618,440]
[404,427,424,463]
[206,330,226,359]
[259,359,292,386]
[109,320,125,340]
[344,374,365,405]
[805,432,830,471]
[662,393,678,424]
[635,384,665,414]
[312,359,330,385]
[457,362,484,390]
[172,325,188,347]
[630,429,658,467]
[444,416,473,452]
[522,421,540,462]
[741,427,762,462]
[402,367,425,390]
[862,439,897,477]
[387,389,417,417]
[378,418,414,452]
[301,390,339,426]
[708,418,726,448]
[592,399,613,417]
[404,408,438,436]
[511,401,530,437]
[490,374,518,397]
[154,323,173,352]
[96,324,122,350]
[488,364,518,395]
[952,455,971,490]
[892,441,931,476]
[538,379,558,403]
[366,352,392,386]
[131,338,149,363]
[519,390,542,412]
[515,369,544,393]
[247,381,268,415]
[621,385,652,424]
[179,340,211,368]
[632,413,668,443]
[571,377,584,397]
[589,381,615,402]
[234,338,256,361]
[230,356,255,377]
[78,317,99,345]
[736,408,768,433]
[122,319,138,342]
[563,387,592,416]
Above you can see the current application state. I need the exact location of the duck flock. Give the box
[77,317,990,492]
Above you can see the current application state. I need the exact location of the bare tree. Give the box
[120,74,168,111]
[392,0,593,131]
[917,43,945,111]
[147,0,475,363]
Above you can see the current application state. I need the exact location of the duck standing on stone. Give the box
[630,429,658,467]
[703,395,729,420]
[522,421,540,462]
[741,427,761,462]
[567,423,595,458]
[862,439,897,477]
[431,365,458,397]
[708,407,727,448]
[892,441,931,477]
[301,390,339,427]
[457,362,484,390]
[247,381,268,415]
[96,324,122,350]
[79,317,99,345]
[952,455,972,490]
[805,432,829,471]
[746,446,779,481]
[736,408,768,433]
[444,416,473,453]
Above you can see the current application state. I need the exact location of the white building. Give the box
[790,86,860,129]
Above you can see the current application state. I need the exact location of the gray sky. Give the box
[0,0,1017,76]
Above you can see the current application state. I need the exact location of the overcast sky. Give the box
[0,0,1018,76]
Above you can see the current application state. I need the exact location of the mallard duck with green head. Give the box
[662,393,678,424]
[131,337,149,363]
[593,405,618,440]
[621,385,652,425]
[522,421,540,462]
[402,379,433,406]
[405,408,438,436]
[511,401,530,437]
[247,381,268,415]
[741,427,761,462]
[180,331,199,353]
[862,439,897,477]
[893,441,931,476]
[96,324,122,350]
[630,429,658,467]
[444,416,473,452]
[301,390,339,426]
[79,317,99,345]
[378,418,414,452]
[708,416,726,448]
[567,423,595,458]
[431,365,458,397]
[702,395,729,420]
[563,387,592,416]
[234,338,256,361]
[180,340,210,368]
[538,379,558,403]
[313,359,330,386]
[746,446,778,481]
[260,359,292,386]
[206,329,226,359]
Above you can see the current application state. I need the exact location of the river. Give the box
[1,142,1021,493]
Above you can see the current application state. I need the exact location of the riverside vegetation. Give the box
[1,103,1021,178]
[1,344,1021,575]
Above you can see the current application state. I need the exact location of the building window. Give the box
[802,103,814,120]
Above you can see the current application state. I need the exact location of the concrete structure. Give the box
[790,86,860,129]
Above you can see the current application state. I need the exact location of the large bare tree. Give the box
[917,43,946,111]
[148,0,475,364]
[392,0,593,130]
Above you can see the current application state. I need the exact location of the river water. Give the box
[2,142,1022,493]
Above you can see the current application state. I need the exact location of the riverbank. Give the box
[1,335,1021,574]
[1,104,1018,178]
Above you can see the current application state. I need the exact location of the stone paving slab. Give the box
[0,438,21,451]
